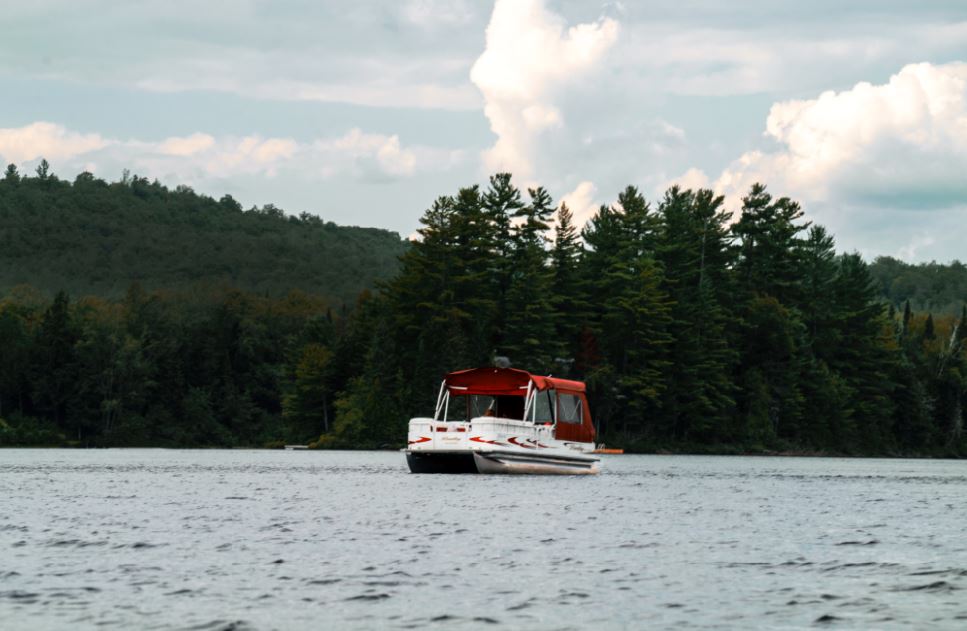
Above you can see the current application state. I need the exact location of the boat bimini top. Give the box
[433,367,595,443]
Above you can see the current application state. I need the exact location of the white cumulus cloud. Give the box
[661,167,710,195]
[715,62,967,208]
[157,133,216,157]
[204,136,300,177]
[315,128,418,179]
[0,122,111,164]
[0,122,447,186]
[470,0,619,179]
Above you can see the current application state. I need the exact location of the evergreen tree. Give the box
[35,159,51,181]
[2,164,18,185]
[32,292,79,436]
[327,310,407,448]
[798,226,839,354]
[731,184,812,446]
[733,183,809,304]
[655,187,737,442]
[0,309,30,418]
[550,202,588,369]
[482,173,523,344]
[829,253,895,451]
[583,187,672,438]
[612,257,674,436]
[449,184,501,363]
[502,186,557,371]
[283,343,333,440]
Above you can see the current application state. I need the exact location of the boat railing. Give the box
[521,380,535,422]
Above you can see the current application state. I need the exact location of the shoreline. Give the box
[2,444,963,459]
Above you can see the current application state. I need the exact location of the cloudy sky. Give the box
[2,0,966,260]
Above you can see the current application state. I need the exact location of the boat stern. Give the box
[405,417,477,473]
[406,417,472,451]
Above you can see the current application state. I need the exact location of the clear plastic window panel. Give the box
[445,394,496,421]
[557,393,583,424]
[534,390,554,423]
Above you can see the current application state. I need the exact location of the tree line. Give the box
[870,256,967,316]
[1,166,964,455]
[0,160,407,304]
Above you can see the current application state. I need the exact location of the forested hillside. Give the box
[325,176,966,456]
[0,161,407,304]
[870,257,967,315]
[1,166,965,456]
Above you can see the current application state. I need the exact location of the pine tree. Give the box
[830,253,895,451]
[32,291,79,435]
[502,186,558,372]
[448,184,498,362]
[0,309,30,418]
[2,164,18,185]
[733,183,809,304]
[35,159,51,181]
[655,186,737,442]
[582,187,672,439]
[328,312,407,448]
[798,226,839,353]
[482,173,523,345]
[738,295,805,444]
[731,184,812,446]
[612,257,674,436]
[550,202,588,370]
[384,195,459,408]
[283,343,332,440]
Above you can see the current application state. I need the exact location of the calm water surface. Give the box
[1,450,965,630]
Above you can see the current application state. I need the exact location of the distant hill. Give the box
[870,256,967,315]
[3,164,963,315]
[0,164,408,305]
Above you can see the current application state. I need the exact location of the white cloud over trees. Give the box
[0,123,110,164]
[470,0,619,179]
[713,62,967,208]
[0,124,447,183]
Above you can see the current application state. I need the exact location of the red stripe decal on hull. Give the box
[470,436,506,446]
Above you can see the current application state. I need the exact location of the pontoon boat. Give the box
[405,367,600,474]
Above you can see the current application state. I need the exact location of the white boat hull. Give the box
[405,417,600,475]
[472,450,599,475]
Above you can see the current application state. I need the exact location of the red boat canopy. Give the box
[444,367,586,395]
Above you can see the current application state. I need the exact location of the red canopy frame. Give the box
[444,367,586,395]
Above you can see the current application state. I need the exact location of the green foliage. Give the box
[502,186,559,372]
[0,165,407,304]
[283,343,333,440]
[1,165,964,456]
[550,202,588,350]
[871,257,967,315]
[655,187,737,442]
[0,284,333,447]
[0,413,64,446]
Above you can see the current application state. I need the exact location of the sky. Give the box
[1,0,966,261]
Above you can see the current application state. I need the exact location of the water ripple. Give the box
[1,450,965,629]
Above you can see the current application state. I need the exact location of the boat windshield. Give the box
[443,394,525,421]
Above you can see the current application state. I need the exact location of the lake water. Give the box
[1,450,965,630]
